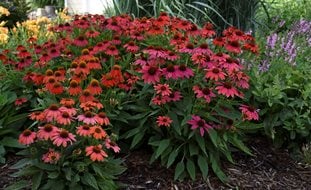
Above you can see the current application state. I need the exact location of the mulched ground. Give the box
[1,137,311,190]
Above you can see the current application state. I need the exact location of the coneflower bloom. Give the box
[213,37,225,47]
[29,111,45,121]
[49,82,64,95]
[101,73,118,88]
[156,116,173,127]
[87,58,102,70]
[79,89,95,103]
[225,40,241,54]
[94,112,110,126]
[165,51,180,61]
[56,111,72,125]
[73,36,88,47]
[60,98,75,106]
[176,64,194,79]
[179,43,195,54]
[222,58,242,73]
[124,41,139,53]
[162,64,179,80]
[87,79,102,95]
[85,30,100,38]
[105,138,120,153]
[77,111,97,125]
[80,100,103,111]
[15,97,27,106]
[212,52,230,62]
[44,104,62,122]
[215,82,240,98]
[76,125,92,137]
[85,144,108,162]
[19,129,36,145]
[201,23,216,38]
[54,70,65,82]
[154,83,172,96]
[205,67,226,81]
[105,45,119,56]
[59,105,77,116]
[42,149,61,164]
[239,105,259,121]
[68,80,82,96]
[52,129,76,147]
[193,86,216,103]
[141,65,161,84]
[166,91,183,102]
[187,115,212,136]
[151,95,168,105]
[194,43,212,55]
[37,124,59,140]
[75,61,90,75]
[90,126,107,140]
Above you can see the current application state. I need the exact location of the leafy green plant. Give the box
[0,0,30,29]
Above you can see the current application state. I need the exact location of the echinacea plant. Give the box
[2,13,259,188]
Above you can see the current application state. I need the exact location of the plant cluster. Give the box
[0,0,30,29]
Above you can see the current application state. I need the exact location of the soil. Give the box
[1,137,311,190]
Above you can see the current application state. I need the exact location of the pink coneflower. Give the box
[194,43,212,55]
[222,58,242,73]
[201,23,216,38]
[105,45,119,56]
[124,41,139,53]
[85,144,108,162]
[44,104,62,122]
[90,126,107,140]
[85,30,100,38]
[151,95,167,105]
[176,64,194,79]
[212,52,230,62]
[193,85,216,103]
[105,138,120,153]
[49,48,60,58]
[162,64,179,80]
[76,125,92,137]
[179,43,195,54]
[213,37,225,47]
[154,83,172,96]
[94,112,110,126]
[42,149,61,164]
[59,105,77,116]
[156,116,173,127]
[77,111,97,125]
[15,97,27,106]
[49,82,64,95]
[52,129,76,147]
[56,111,72,125]
[73,36,88,47]
[37,124,58,140]
[165,51,180,61]
[187,115,212,136]
[29,111,45,121]
[19,129,36,145]
[166,91,183,102]
[141,65,161,84]
[215,82,240,98]
[239,105,259,121]
[205,67,226,81]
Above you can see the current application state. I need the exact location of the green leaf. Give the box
[189,143,199,156]
[168,112,181,135]
[167,150,179,168]
[210,153,227,182]
[9,158,31,169]
[197,155,208,180]
[186,159,196,180]
[195,134,207,155]
[130,132,144,148]
[208,129,218,148]
[174,161,185,180]
[5,180,29,190]
[1,137,25,148]
[63,168,72,181]
[32,171,43,190]
[155,139,170,158]
[230,135,253,156]
[48,172,59,179]
[82,172,99,190]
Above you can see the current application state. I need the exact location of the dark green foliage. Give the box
[0,0,30,29]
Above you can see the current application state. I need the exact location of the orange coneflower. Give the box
[90,126,107,140]
[52,129,76,147]
[56,111,72,125]
[85,144,108,162]
[68,80,82,96]
[49,82,64,95]
[76,125,92,137]
[87,79,102,95]
[19,129,36,145]
[60,98,75,106]
[42,149,61,164]
[44,104,62,122]
[59,104,77,116]
[94,112,110,126]
[29,111,45,121]
[37,124,59,140]
[79,89,94,103]
[54,70,65,82]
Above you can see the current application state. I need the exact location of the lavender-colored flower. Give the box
[267,33,278,49]
[258,60,270,72]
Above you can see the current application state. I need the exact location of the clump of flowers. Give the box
[3,12,259,186]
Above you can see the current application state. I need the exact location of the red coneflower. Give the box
[79,89,95,103]
[54,70,65,82]
[52,129,76,147]
[156,116,173,127]
[42,149,61,164]
[87,58,102,70]
[123,41,139,53]
[176,64,194,79]
[162,64,179,80]
[44,104,61,122]
[90,126,107,140]
[201,23,216,38]
[94,112,110,126]
[87,79,102,95]
[215,82,240,98]
[205,67,226,81]
[193,86,216,103]
[239,105,259,121]
[73,36,88,47]
[213,37,225,47]
[151,95,167,105]
[85,30,100,38]
[187,115,212,136]
[101,73,118,88]
[154,83,172,96]
[75,61,90,75]
[76,125,92,137]
[141,65,161,84]
[15,97,27,106]
[29,111,45,121]
[37,124,59,140]
[60,98,75,106]
[49,82,64,95]
[19,129,36,145]
[85,144,108,162]
[77,111,97,125]
[68,80,82,96]
[105,45,119,56]
[166,91,183,102]
[225,40,241,54]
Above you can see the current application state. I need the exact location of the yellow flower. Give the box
[0,33,9,44]
[0,6,10,17]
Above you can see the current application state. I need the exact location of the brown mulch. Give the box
[1,137,311,190]
[119,137,311,190]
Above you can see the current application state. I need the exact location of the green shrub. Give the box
[0,0,30,29]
